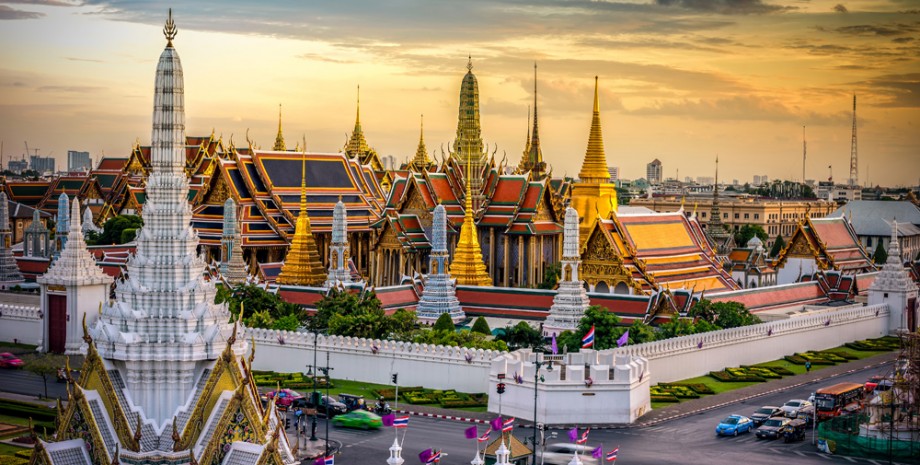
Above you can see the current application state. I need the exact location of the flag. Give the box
[426,450,442,464]
[393,416,409,428]
[478,427,492,442]
[592,446,603,458]
[551,334,558,355]
[490,416,503,431]
[567,427,578,442]
[502,418,515,432]
[606,447,619,462]
[464,425,478,439]
[313,456,334,465]
[697,340,703,349]
[576,428,590,444]
[616,330,629,348]
[418,449,433,464]
[381,414,396,427]
[581,325,595,349]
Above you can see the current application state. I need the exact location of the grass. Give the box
[0,415,34,429]
[263,378,489,411]
[0,443,28,457]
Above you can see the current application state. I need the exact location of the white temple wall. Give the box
[247,328,501,393]
[608,303,889,384]
[0,292,42,345]
[776,257,818,284]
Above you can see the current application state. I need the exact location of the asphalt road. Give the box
[0,367,67,400]
[290,361,907,465]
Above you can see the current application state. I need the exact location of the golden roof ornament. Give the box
[273,104,286,151]
[188,448,199,465]
[276,149,326,286]
[163,8,177,47]
[577,76,611,183]
[449,156,492,286]
[134,416,142,444]
[82,313,92,344]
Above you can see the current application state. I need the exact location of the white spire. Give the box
[326,197,353,287]
[545,207,590,335]
[387,436,404,465]
[38,198,110,286]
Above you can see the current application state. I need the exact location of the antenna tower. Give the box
[849,94,858,187]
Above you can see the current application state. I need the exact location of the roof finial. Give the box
[273,103,286,151]
[163,8,177,47]
[356,85,361,124]
[467,55,473,72]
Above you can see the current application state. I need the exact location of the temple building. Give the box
[569,77,618,244]
[32,14,297,465]
[726,236,777,289]
[772,215,876,284]
[705,157,734,256]
[343,86,393,191]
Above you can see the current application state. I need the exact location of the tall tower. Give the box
[452,58,488,208]
[276,153,326,286]
[325,197,353,287]
[849,94,858,188]
[569,77,618,244]
[54,193,69,258]
[408,115,434,172]
[449,159,492,286]
[0,192,24,287]
[416,203,464,323]
[221,197,248,285]
[273,103,286,151]
[519,63,546,179]
[544,207,590,336]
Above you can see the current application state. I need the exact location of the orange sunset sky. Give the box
[0,0,918,186]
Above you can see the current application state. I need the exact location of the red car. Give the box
[263,389,304,408]
[0,352,24,368]
[865,376,883,393]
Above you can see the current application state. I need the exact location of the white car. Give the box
[540,443,598,465]
[780,399,813,418]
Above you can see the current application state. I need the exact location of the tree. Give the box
[627,320,657,344]
[413,328,507,351]
[769,234,786,257]
[689,299,760,329]
[496,321,544,351]
[556,306,625,351]
[471,316,491,335]
[873,242,888,264]
[616,187,632,205]
[92,215,143,245]
[25,353,63,399]
[433,313,455,332]
[312,287,382,332]
[216,284,307,329]
[537,262,562,290]
[734,224,768,248]
[385,309,417,340]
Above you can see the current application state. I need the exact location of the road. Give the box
[290,361,908,465]
[0,367,67,399]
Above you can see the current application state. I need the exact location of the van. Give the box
[541,443,598,465]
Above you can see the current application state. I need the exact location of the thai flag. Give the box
[502,418,514,432]
[606,447,619,462]
[393,416,409,428]
[576,428,590,444]
[478,427,492,442]
[426,450,442,463]
[582,325,595,349]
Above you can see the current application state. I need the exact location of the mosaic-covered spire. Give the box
[221,197,248,284]
[417,203,464,323]
[452,57,488,204]
[449,158,491,286]
[54,193,70,258]
[273,103,286,151]
[277,153,326,286]
[578,76,611,183]
[0,192,24,286]
[326,196,352,287]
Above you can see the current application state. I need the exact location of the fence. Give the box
[818,414,920,463]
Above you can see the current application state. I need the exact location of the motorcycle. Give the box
[374,402,392,416]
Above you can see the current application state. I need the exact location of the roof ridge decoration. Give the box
[276,149,326,286]
[272,104,286,151]
[449,157,491,286]
[578,76,611,183]
[163,8,177,47]
[409,114,434,172]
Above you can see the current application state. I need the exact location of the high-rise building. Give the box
[7,159,28,173]
[646,159,662,185]
[29,155,55,173]
[66,150,92,171]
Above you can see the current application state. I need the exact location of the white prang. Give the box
[544,207,590,336]
[38,199,111,354]
[220,197,248,285]
[0,192,24,287]
[326,197,353,287]
[91,36,243,425]
[868,219,919,333]
[81,205,102,236]
[416,203,464,324]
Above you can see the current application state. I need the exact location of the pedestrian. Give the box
[805,361,811,372]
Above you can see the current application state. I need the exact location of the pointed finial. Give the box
[81,313,92,344]
[467,55,473,72]
[163,9,177,47]
[593,76,600,113]
[356,85,361,124]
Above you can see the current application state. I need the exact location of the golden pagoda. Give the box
[408,114,434,172]
[570,76,618,244]
[449,159,492,286]
[517,63,546,179]
[276,152,326,286]
[273,104,286,151]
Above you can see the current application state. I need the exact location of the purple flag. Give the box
[551,334,558,355]
[592,446,603,458]
[464,425,478,439]
[490,416,503,431]
[616,330,629,348]
[381,414,396,427]
[418,449,433,464]
[568,427,578,442]
[697,340,704,349]
[313,458,323,465]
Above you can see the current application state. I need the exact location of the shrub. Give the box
[669,383,714,395]
[650,394,680,403]
[0,456,30,465]
[471,317,491,335]
[0,399,56,422]
[785,355,807,365]
[763,366,794,376]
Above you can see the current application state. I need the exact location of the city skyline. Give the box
[1,0,918,186]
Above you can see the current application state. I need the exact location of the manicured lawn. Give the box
[0,414,34,428]
[678,375,762,395]
[0,442,29,457]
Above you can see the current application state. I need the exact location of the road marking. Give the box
[793,451,806,456]
[842,457,856,462]
[867,460,881,465]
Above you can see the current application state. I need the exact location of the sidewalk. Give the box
[0,391,58,409]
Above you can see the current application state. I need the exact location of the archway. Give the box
[594,281,610,293]
[613,282,629,294]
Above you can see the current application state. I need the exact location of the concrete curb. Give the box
[396,409,490,424]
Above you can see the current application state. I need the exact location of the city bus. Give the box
[814,382,864,420]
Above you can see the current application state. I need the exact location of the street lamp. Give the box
[531,360,553,465]
[318,351,334,457]
[305,327,324,442]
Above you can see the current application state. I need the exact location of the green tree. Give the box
[433,313,455,332]
[313,287,382,331]
[271,313,301,331]
[216,284,306,329]
[471,316,491,335]
[413,327,508,351]
[120,228,138,244]
[496,321,544,351]
[656,317,697,339]
[769,234,786,257]
[538,262,562,290]
[734,224,769,248]
[873,242,888,264]
[385,309,417,340]
[556,306,625,351]
[627,320,657,344]
[689,299,760,329]
[94,215,143,245]
[25,353,64,399]
[616,187,631,205]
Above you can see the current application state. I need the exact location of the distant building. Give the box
[696,176,714,185]
[646,159,662,185]
[7,159,28,173]
[29,156,55,174]
[607,166,619,181]
[816,182,861,202]
[827,200,920,261]
[67,151,92,172]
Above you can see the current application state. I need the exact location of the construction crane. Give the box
[24,141,39,158]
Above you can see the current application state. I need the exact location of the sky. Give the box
[0,0,918,186]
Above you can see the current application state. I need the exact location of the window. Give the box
[734,213,739,219]
[744,213,749,219]
[754,214,760,220]
[701,212,707,218]
[867,237,873,247]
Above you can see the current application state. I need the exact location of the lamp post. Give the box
[531,360,552,465]
[305,328,322,441]
[319,351,334,457]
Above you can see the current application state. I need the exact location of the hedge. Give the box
[0,456,29,465]
[709,370,765,382]
[762,366,794,376]
[13,452,30,460]
[668,383,715,395]
[650,394,679,403]
[845,337,900,352]
[0,399,56,422]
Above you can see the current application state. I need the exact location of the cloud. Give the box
[626,95,850,124]
[64,56,105,63]
[0,5,43,19]
[652,0,793,15]
[37,85,103,93]
[891,37,914,43]
[833,4,848,13]
[835,24,916,37]
[855,73,920,108]
[2,0,81,5]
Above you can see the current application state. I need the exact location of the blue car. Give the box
[716,415,753,436]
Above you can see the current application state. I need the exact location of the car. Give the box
[263,389,304,408]
[540,444,598,465]
[780,399,813,418]
[716,415,753,436]
[756,416,791,440]
[750,406,782,426]
[338,393,367,412]
[331,410,383,430]
[0,353,23,368]
[292,393,347,417]
[865,375,884,393]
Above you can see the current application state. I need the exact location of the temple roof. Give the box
[827,200,920,237]
[772,216,876,273]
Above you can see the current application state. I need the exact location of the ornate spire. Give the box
[325,196,353,287]
[578,76,611,183]
[0,192,24,284]
[273,104,286,151]
[163,8,177,48]
[709,155,724,231]
[449,158,491,286]
[544,207,589,335]
[345,85,370,156]
[409,114,433,172]
[453,57,487,203]
[39,198,109,286]
[277,151,326,286]
[526,62,546,178]
[221,198,248,284]
[417,202,464,323]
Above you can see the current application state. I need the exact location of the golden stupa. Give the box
[276,152,326,286]
[570,76,618,244]
[449,159,492,286]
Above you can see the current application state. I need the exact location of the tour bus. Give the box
[813,382,864,420]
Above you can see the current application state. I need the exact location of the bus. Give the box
[814,382,864,420]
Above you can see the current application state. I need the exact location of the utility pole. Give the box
[802,124,807,189]
[849,94,858,188]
